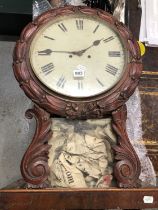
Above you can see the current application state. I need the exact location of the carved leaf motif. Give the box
[13,62,30,82]
[98,11,115,24]
[29,80,45,100]
[112,105,141,188]
[21,83,38,101]
[21,105,52,187]
[65,103,80,119]
[46,95,66,109]
[65,102,105,119]
[13,40,27,60]
[80,7,98,15]
[128,39,141,60]
[116,22,133,40]
[130,62,142,79]
[58,7,75,15]
[20,22,38,41]
[36,10,57,23]
[97,92,120,109]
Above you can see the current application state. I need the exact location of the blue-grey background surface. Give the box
[0,38,35,188]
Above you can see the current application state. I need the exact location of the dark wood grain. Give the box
[0,188,158,210]
[20,105,52,188]
[112,105,141,188]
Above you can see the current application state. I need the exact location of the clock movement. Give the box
[13,5,142,188]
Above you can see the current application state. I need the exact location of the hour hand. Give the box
[38,49,53,55]
[38,49,77,55]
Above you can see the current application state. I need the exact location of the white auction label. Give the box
[73,65,86,78]
[143,196,154,204]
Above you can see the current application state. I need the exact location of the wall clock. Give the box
[13,5,142,188]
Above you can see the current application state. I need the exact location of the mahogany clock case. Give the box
[1,1,158,209]
[13,6,142,188]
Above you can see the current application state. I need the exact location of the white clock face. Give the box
[29,13,127,98]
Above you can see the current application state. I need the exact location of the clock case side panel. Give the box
[20,105,52,188]
[112,105,141,188]
[12,6,142,188]
[13,6,142,119]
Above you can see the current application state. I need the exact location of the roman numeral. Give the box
[56,76,66,88]
[105,64,118,76]
[44,36,55,40]
[58,23,67,32]
[78,80,83,89]
[103,36,114,43]
[109,51,121,57]
[41,63,54,75]
[93,24,99,33]
[76,20,83,30]
[96,78,104,87]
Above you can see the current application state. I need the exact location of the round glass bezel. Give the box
[29,12,129,99]
[13,6,142,118]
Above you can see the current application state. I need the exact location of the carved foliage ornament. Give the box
[21,105,52,188]
[112,105,141,188]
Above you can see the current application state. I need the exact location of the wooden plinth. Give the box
[0,180,158,210]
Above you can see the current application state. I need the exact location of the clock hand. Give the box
[37,39,104,56]
[92,38,104,46]
[38,49,53,55]
[74,38,104,56]
[38,49,81,56]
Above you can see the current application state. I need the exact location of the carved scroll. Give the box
[112,105,141,188]
[21,105,52,188]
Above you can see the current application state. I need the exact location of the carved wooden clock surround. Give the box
[13,6,142,188]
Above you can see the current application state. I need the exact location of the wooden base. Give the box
[0,180,157,210]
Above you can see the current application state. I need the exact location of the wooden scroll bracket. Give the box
[21,105,52,188]
[21,104,141,188]
[112,105,141,188]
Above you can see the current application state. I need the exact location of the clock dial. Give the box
[29,13,128,98]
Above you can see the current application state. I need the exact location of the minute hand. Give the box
[75,38,104,56]
[38,39,104,56]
